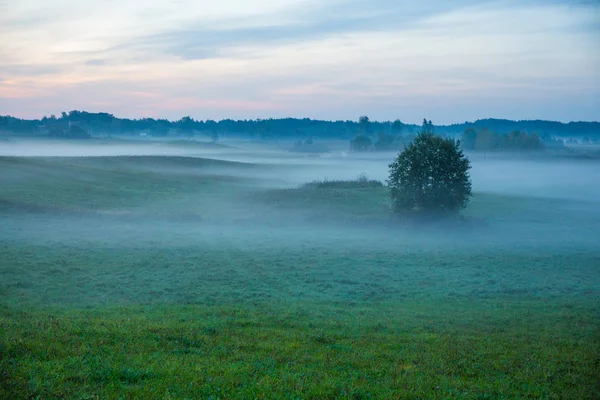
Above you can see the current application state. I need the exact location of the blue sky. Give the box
[0,0,598,123]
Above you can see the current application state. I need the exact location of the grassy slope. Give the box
[0,156,264,223]
[1,156,599,399]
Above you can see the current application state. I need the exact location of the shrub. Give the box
[302,175,383,189]
[388,130,472,215]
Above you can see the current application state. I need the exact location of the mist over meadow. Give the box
[1,136,598,304]
[2,0,600,395]
[3,138,599,196]
[0,128,598,399]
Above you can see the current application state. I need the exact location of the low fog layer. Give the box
[2,139,599,201]
[1,139,599,307]
[1,139,598,253]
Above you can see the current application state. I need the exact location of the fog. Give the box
[3,139,599,200]
[1,138,599,306]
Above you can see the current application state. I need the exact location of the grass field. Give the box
[1,145,599,399]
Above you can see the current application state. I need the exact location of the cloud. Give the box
[110,0,481,60]
[0,64,67,76]
[85,59,107,66]
[100,0,600,61]
[0,0,598,122]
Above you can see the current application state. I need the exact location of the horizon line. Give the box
[3,111,599,126]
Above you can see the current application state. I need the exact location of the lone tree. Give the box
[388,122,472,215]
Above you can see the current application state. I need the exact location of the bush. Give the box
[388,131,472,215]
[302,175,383,189]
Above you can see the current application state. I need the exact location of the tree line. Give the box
[0,111,415,140]
[1,111,598,141]
[460,128,544,152]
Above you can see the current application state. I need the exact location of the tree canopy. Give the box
[388,128,472,215]
[350,135,373,152]
[1,111,598,140]
[461,128,544,152]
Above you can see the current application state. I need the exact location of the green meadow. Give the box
[1,143,599,399]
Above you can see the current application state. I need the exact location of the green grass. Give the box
[1,154,599,398]
[0,156,264,220]
[2,301,598,399]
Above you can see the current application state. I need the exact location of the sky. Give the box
[0,0,599,124]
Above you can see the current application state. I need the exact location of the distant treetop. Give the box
[1,111,598,139]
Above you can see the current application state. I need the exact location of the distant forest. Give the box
[1,111,599,142]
